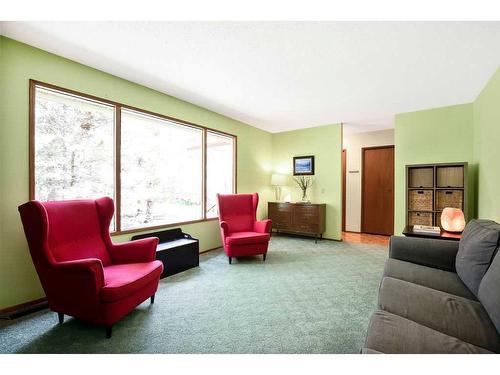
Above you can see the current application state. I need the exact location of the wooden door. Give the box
[342,149,346,231]
[361,146,394,235]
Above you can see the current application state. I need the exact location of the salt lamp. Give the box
[441,207,466,233]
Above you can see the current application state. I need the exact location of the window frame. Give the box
[29,79,237,235]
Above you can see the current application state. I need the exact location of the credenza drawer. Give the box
[293,211,319,224]
[293,204,319,213]
[268,202,326,241]
[293,223,318,233]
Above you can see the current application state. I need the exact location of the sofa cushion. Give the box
[383,258,476,300]
[364,310,494,354]
[478,251,500,334]
[378,277,500,352]
[456,219,500,296]
[101,261,163,302]
[225,232,270,246]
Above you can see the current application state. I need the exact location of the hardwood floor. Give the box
[342,231,390,246]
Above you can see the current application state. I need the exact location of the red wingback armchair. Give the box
[18,197,163,338]
[216,193,272,264]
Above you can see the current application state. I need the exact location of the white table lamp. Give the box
[271,174,287,201]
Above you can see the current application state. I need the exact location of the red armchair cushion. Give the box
[225,232,271,246]
[101,261,163,302]
[44,200,112,266]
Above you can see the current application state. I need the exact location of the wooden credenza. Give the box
[268,202,326,242]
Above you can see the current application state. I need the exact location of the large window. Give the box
[33,87,115,202]
[206,131,235,218]
[31,81,236,232]
[121,109,203,229]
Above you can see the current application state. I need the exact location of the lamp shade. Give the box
[271,174,287,186]
[440,207,466,233]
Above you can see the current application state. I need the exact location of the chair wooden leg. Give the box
[263,253,267,262]
[151,294,155,304]
[58,312,64,324]
[106,325,113,339]
[228,257,232,264]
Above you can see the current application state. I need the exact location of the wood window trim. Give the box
[29,79,237,235]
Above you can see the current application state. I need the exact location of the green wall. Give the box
[272,124,343,240]
[0,36,274,309]
[473,67,500,222]
[394,104,475,234]
[394,67,500,234]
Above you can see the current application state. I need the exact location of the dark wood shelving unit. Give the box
[405,162,468,227]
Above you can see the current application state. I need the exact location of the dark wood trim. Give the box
[234,134,238,193]
[114,105,122,232]
[29,80,36,200]
[0,297,48,319]
[28,79,238,235]
[360,145,395,234]
[111,217,219,236]
[202,129,207,219]
[342,149,346,232]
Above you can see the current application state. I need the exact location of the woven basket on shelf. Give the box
[436,190,463,211]
[408,212,433,226]
[409,190,433,211]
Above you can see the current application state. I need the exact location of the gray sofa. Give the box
[363,219,500,354]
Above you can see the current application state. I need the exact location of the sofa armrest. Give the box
[254,219,272,233]
[108,237,158,264]
[389,236,459,272]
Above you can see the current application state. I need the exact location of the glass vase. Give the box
[301,189,309,202]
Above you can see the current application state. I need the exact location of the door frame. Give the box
[342,149,346,232]
[360,145,395,234]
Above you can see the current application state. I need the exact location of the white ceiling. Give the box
[2,22,500,134]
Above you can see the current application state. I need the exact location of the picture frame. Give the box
[293,155,315,175]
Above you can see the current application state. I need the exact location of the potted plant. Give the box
[293,176,314,203]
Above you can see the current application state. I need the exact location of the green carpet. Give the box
[0,236,388,353]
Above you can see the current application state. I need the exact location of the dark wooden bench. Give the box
[132,228,199,278]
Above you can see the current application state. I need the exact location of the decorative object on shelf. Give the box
[270,173,287,201]
[293,175,314,202]
[293,155,315,175]
[440,207,466,233]
[402,225,462,241]
[413,224,440,235]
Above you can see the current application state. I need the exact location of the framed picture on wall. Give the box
[293,156,315,175]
